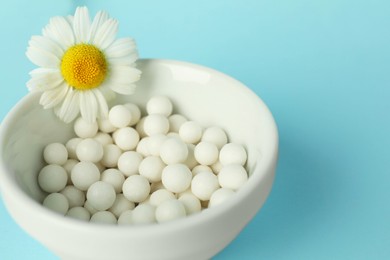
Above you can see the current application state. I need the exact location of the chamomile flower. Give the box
[26,6,141,123]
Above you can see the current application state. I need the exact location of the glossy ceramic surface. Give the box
[0,59,278,260]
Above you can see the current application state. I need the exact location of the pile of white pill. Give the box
[38,96,248,225]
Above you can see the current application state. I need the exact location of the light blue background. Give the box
[1,0,389,259]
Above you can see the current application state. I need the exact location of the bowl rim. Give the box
[0,58,278,235]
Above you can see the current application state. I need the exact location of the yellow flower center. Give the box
[61,44,107,90]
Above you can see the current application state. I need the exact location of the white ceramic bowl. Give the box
[0,59,278,260]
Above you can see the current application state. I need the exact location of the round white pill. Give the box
[149,189,176,207]
[66,138,82,160]
[100,144,122,168]
[84,200,98,215]
[168,114,187,133]
[219,143,247,166]
[201,126,228,149]
[177,188,193,197]
[71,162,100,191]
[143,114,170,136]
[139,156,166,183]
[117,151,143,177]
[138,195,151,205]
[146,96,173,117]
[155,199,186,223]
[93,132,113,146]
[124,103,141,126]
[109,194,135,218]
[194,141,219,166]
[131,204,156,224]
[179,121,202,144]
[185,144,198,170]
[38,165,68,193]
[147,134,167,157]
[66,207,91,221]
[87,181,116,211]
[191,171,220,201]
[118,210,133,225]
[209,188,235,207]
[43,193,69,215]
[122,175,151,203]
[178,193,202,215]
[218,164,248,190]
[113,127,140,151]
[60,185,85,207]
[90,211,117,224]
[63,159,79,184]
[161,164,192,193]
[97,118,117,133]
[166,132,180,138]
[211,160,223,174]
[135,117,147,138]
[76,138,104,163]
[108,105,132,128]
[136,137,151,157]
[160,137,188,165]
[74,117,98,138]
[192,165,212,176]
[101,168,125,193]
[43,143,68,165]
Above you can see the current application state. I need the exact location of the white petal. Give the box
[80,90,98,123]
[93,89,109,119]
[109,83,137,95]
[43,16,75,49]
[27,68,63,91]
[104,38,137,58]
[66,15,74,26]
[92,18,118,50]
[109,66,141,84]
[39,83,69,109]
[56,88,80,123]
[89,11,109,43]
[98,86,116,101]
[29,36,64,59]
[29,67,58,77]
[26,46,60,68]
[73,6,91,43]
[107,54,138,66]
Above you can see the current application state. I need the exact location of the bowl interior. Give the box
[1,59,277,204]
